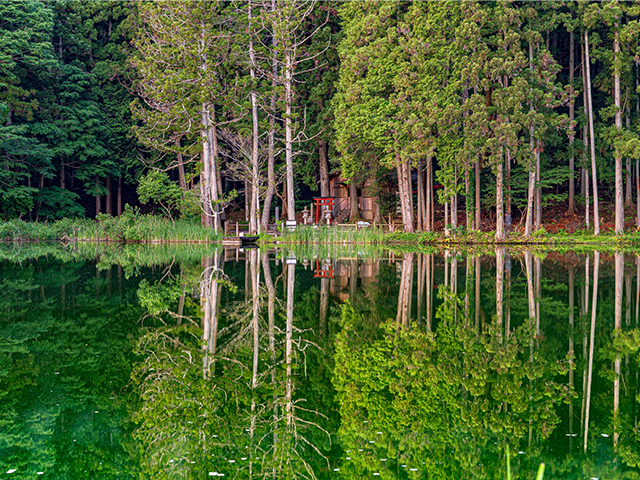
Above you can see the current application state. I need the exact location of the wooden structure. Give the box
[313,197,334,225]
[224,221,279,237]
[329,173,377,222]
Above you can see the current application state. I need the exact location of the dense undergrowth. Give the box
[0,210,220,243]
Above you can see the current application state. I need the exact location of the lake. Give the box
[1,243,638,479]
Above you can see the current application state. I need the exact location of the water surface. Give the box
[1,244,639,479]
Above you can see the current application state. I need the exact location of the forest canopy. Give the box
[2,0,640,238]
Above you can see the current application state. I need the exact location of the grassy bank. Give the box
[273,225,640,248]
[0,214,220,243]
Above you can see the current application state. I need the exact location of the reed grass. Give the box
[0,215,221,243]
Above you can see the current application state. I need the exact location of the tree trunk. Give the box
[105,175,112,215]
[626,103,632,207]
[495,156,504,242]
[319,139,329,197]
[397,157,414,232]
[585,29,600,235]
[60,163,66,189]
[176,138,187,190]
[535,148,541,231]
[95,176,101,216]
[475,158,481,231]
[284,49,295,222]
[117,176,122,216]
[614,23,624,234]
[417,159,424,231]
[426,158,433,231]
[207,109,221,232]
[568,31,576,214]
[249,2,260,234]
[201,104,213,229]
[348,181,359,222]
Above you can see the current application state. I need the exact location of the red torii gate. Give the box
[313,197,334,225]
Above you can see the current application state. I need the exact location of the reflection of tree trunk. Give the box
[581,255,590,437]
[524,252,536,320]
[396,253,414,327]
[417,160,424,231]
[417,254,423,324]
[465,256,470,323]
[496,247,504,328]
[319,277,329,336]
[426,253,433,331]
[535,256,541,339]
[349,260,357,300]
[250,249,261,389]
[569,267,575,449]
[249,249,260,471]
[584,251,599,453]
[614,252,623,448]
[475,255,481,329]
[285,262,295,426]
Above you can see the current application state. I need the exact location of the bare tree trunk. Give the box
[569,31,576,214]
[208,111,221,232]
[284,49,295,222]
[261,5,278,230]
[614,23,624,234]
[249,2,260,234]
[201,104,213,229]
[585,29,600,235]
[60,163,65,189]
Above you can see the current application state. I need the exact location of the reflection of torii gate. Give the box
[313,197,334,225]
[314,259,334,278]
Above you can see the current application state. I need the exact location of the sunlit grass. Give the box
[0,215,221,243]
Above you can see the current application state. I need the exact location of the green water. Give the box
[1,244,640,479]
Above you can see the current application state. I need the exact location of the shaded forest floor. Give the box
[434,201,638,235]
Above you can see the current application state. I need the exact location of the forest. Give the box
[3,0,640,240]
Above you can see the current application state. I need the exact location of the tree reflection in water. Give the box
[129,247,640,479]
